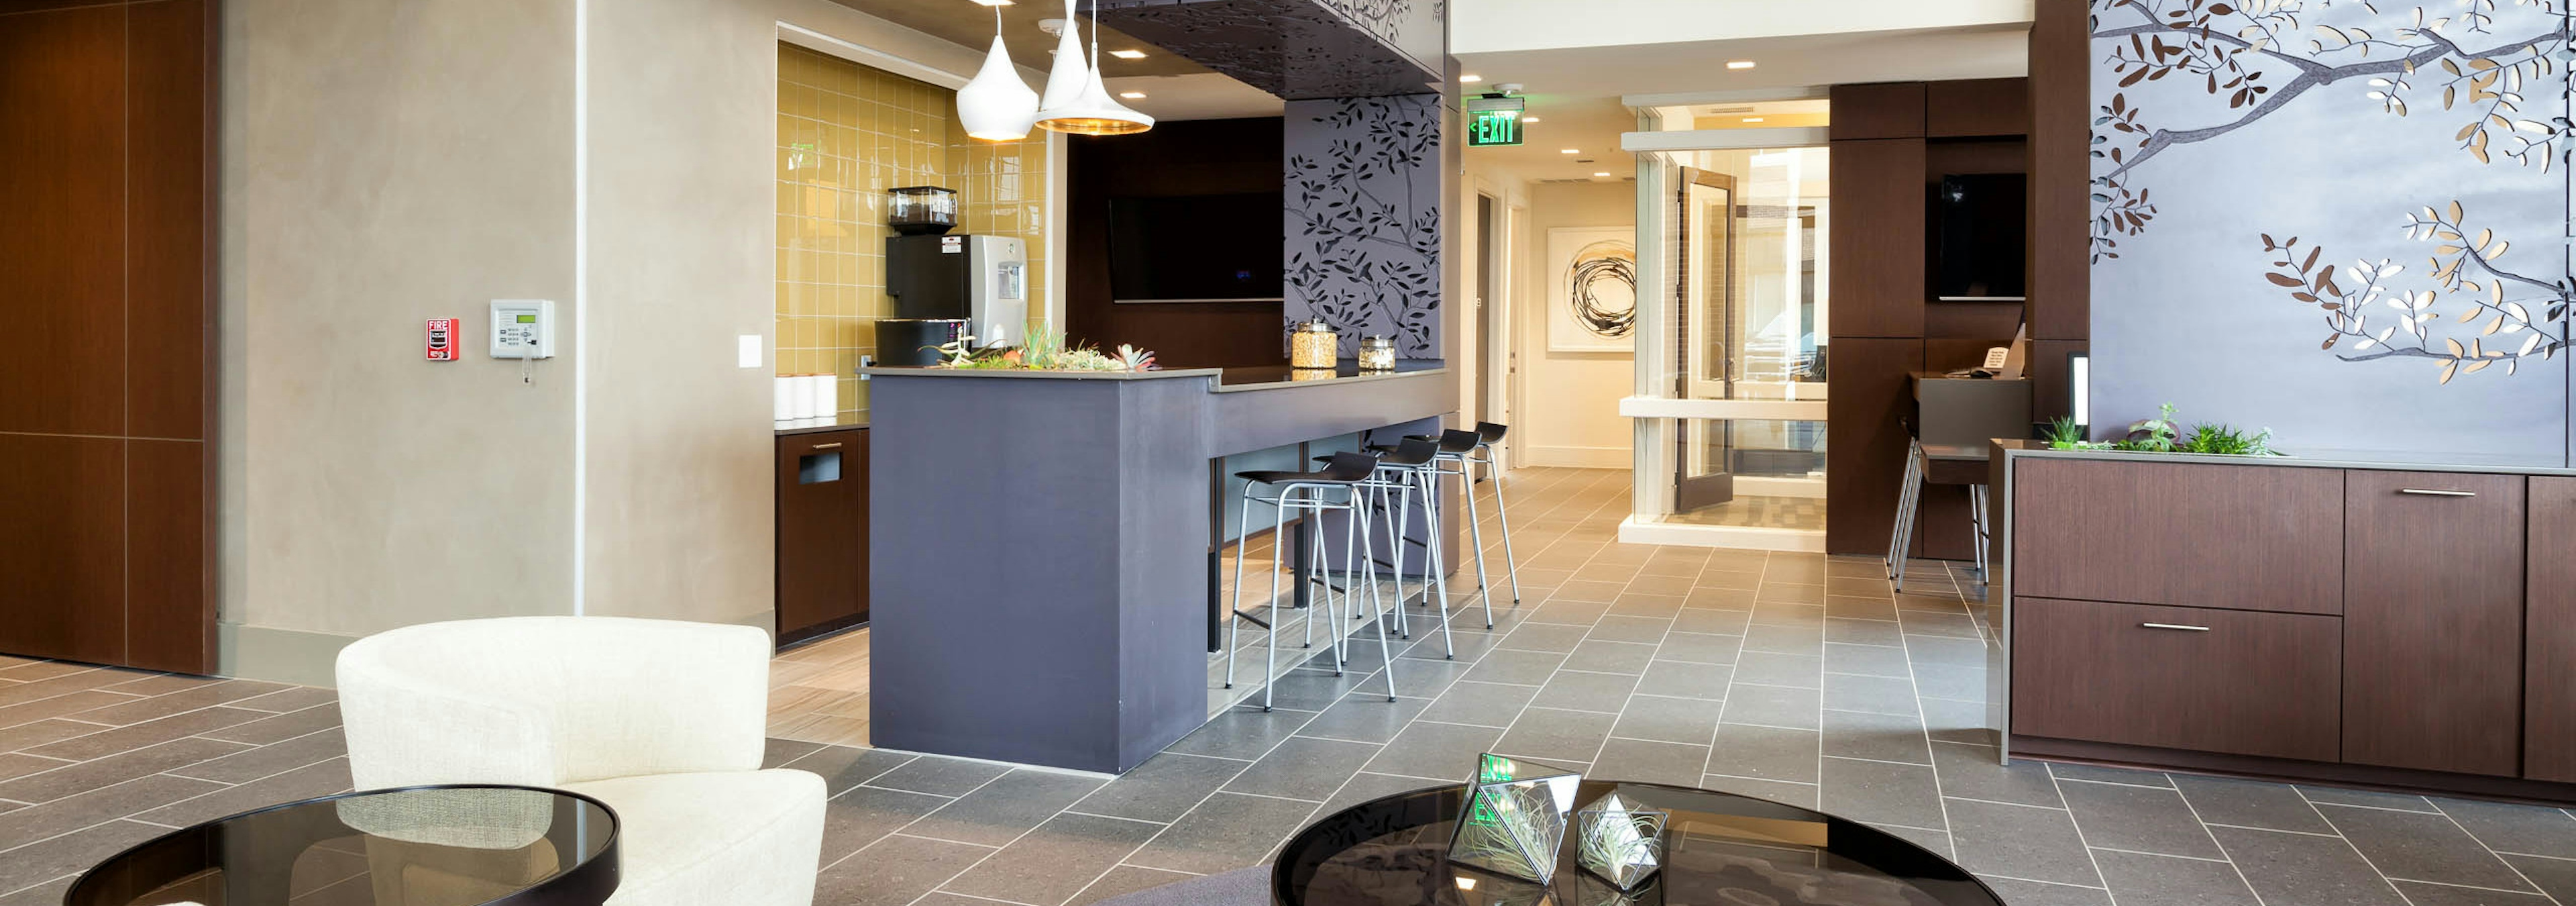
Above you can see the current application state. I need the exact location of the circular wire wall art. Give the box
[1568,239,1637,339]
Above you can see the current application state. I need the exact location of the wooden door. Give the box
[2344,470,2525,776]
[777,430,870,644]
[0,1,216,674]
[2528,477,2576,782]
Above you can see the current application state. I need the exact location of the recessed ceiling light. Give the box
[1118,91,1147,99]
[1559,148,1579,154]
[1459,74,1484,83]
[1725,60,1756,70]
[1520,116,1541,123]
[1593,171,1611,177]
[1741,116,1765,123]
[1109,49,1147,59]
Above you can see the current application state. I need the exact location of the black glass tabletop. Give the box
[65,785,619,906]
[1275,779,2003,906]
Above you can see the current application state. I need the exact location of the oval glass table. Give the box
[65,785,619,906]
[1275,779,2003,905]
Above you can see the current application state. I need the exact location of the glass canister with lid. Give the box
[1289,319,1340,369]
[886,186,959,235]
[1357,336,1397,372]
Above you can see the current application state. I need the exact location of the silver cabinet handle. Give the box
[2141,622,2210,632]
[2399,488,2475,497]
[810,442,843,450]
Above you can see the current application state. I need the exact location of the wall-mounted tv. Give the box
[1933,173,2027,301]
[1108,193,1285,303]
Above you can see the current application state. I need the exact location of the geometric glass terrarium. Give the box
[1574,792,1668,890]
[1447,753,1584,883]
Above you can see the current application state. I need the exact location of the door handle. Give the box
[810,442,843,450]
[2141,622,2210,632]
[2398,488,2475,497]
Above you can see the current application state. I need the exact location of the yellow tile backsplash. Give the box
[776,42,1050,417]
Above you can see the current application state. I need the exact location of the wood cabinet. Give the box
[2015,597,2342,762]
[2013,458,2345,614]
[2341,470,2525,776]
[2530,478,2576,782]
[777,429,869,644]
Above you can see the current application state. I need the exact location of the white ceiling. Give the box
[1456,24,2029,185]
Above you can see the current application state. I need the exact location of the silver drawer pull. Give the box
[810,442,843,450]
[2398,488,2475,497]
[2141,622,2210,632]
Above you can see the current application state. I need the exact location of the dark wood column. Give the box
[0,0,218,674]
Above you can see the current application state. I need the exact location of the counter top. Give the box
[1993,439,2574,476]
[859,359,1447,393]
[775,413,869,436]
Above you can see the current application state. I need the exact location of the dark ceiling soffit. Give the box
[1095,0,1445,100]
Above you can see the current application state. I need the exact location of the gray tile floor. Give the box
[5,467,2576,906]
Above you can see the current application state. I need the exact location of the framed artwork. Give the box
[1547,226,1637,352]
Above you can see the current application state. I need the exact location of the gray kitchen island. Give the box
[864,362,1458,772]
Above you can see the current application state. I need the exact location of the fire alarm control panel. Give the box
[490,299,556,359]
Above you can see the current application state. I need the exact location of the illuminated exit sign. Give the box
[1466,95,1525,147]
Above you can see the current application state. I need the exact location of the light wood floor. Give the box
[767,628,872,747]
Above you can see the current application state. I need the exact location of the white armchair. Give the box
[336,617,825,906]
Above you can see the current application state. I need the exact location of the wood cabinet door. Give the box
[2012,597,2342,761]
[777,430,869,641]
[2344,470,2525,776]
[2013,458,2345,614]
[2529,477,2576,782]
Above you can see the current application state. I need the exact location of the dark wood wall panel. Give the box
[2530,477,2576,783]
[2343,470,2526,777]
[0,1,216,674]
[1828,83,1925,140]
[2029,339,2088,423]
[1827,138,1927,339]
[0,436,129,664]
[125,0,212,441]
[1927,78,2031,138]
[2013,457,2345,613]
[2029,0,2092,341]
[1067,117,1286,368]
[1825,338,1921,555]
[0,6,128,436]
[127,438,209,672]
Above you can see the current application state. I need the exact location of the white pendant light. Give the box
[1036,0,1090,112]
[957,6,1039,141]
[1035,0,1153,136]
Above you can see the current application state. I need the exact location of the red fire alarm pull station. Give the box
[425,318,460,361]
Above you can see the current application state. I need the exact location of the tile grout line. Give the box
[2292,782,2433,906]
[2426,797,2563,905]
[2041,761,2121,900]
[2166,768,2275,906]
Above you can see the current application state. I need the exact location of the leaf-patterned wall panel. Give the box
[2088,0,2575,464]
[1285,94,1445,359]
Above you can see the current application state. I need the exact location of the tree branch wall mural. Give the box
[2088,0,2575,460]
[1284,94,1444,358]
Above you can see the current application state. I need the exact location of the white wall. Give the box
[218,0,1038,683]
[1516,180,1637,469]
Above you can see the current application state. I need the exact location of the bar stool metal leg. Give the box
[1892,441,1926,595]
[1479,446,1523,605]
[1451,459,1496,629]
[1346,485,1398,700]
[1224,485,1254,691]
[1886,439,1921,581]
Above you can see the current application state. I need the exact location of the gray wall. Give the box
[2087,0,2573,464]
[1285,94,1447,358]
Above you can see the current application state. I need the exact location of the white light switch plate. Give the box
[738,334,763,369]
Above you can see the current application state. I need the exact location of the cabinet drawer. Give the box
[2343,470,2524,776]
[2013,597,2341,762]
[2012,458,2343,614]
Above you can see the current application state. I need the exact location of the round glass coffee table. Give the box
[65,785,619,906]
[1275,779,2002,905]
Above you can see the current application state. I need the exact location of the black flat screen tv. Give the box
[1933,173,2027,301]
[1108,193,1285,303]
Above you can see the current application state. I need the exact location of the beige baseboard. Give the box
[218,622,360,688]
[1523,445,1631,469]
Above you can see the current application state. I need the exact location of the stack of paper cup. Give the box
[806,374,837,417]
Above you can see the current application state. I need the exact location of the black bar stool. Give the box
[1226,450,1397,710]
[1342,437,1456,657]
[1399,428,1505,629]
